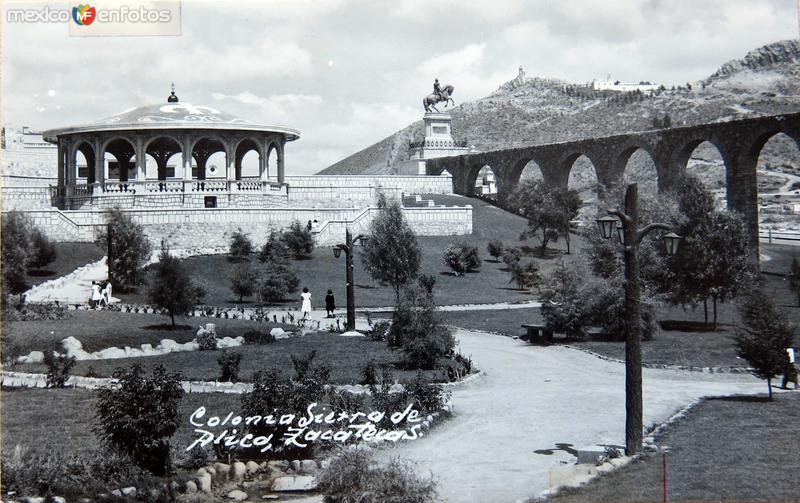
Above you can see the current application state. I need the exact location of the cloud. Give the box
[211,91,323,119]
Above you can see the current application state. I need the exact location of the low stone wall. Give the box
[285,174,453,195]
[65,192,290,210]
[11,203,473,248]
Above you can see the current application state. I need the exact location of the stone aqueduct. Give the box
[426,112,800,255]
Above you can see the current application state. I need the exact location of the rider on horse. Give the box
[434,78,443,100]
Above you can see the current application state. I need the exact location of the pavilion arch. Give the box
[102,137,136,181]
[190,136,227,180]
[71,141,96,184]
[144,135,184,180]
[266,140,285,182]
[234,138,263,179]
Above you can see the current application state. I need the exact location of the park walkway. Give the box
[376,328,768,503]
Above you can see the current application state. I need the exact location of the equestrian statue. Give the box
[423,78,455,113]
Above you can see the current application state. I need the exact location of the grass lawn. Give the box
[546,393,800,502]
[23,242,105,288]
[1,387,241,458]
[117,195,579,309]
[9,310,443,384]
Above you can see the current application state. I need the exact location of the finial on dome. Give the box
[167,82,179,103]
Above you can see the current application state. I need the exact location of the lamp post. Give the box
[332,228,368,331]
[596,183,682,456]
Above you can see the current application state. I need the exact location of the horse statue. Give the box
[423,84,455,113]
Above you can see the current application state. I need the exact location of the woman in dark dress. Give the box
[325,289,336,318]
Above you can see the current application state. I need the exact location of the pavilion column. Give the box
[182,136,193,181]
[94,137,105,194]
[135,137,146,183]
[57,141,66,208]
[260,139,269,181]
[66,142,75,199]
[277,140,285,184]
[225,140,236,187]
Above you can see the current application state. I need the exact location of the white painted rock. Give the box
[17,350,44,364]
[196,469,212,493]
[214,462,231,480]
[96,347,127,359]
[227,490,248,501]
[339,330,365,337]
[270,475,317,492]
[232,461,247,480]
[299,460,317,473]
[218,336,243,348]
[158,339,180,351]
[246,460,261,475]
[270,328,288,338]
[185,480,198,493]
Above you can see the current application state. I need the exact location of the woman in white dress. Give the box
[90,281,104,309]
[300,287,312,320]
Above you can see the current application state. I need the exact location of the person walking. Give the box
[102,281,113,307]
[90,281,103,309]
[782,347,799,390]
[325,289,336,318]
[300,287,312,320]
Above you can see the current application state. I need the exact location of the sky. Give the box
[2,0,799,174]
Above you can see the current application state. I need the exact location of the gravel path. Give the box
[376,329,767,503]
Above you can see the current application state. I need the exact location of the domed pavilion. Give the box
[43,87,300,209]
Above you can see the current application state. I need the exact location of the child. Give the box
[300,287,312,320]
[325,289,336,318]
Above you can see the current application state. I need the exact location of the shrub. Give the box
[217,351,242,382]
[361,360,378,387]
[5,301,69,322]
[369,367,413,429]
[453,351,473,375]
[508,261,541,290]
[197,328,218,351]
[1,211,33,294]
[95,364,184,475]
[282,221,315,258]
[29,228,57,272]
[487,239,504,262]
[316,450,438,503]
[389,286,455,370]
[147,241,205,327]
[43,352,76,388]
[242,328,277,345]
[405,372,450,413]
[230,265,256,302]
[96,208,153,291]
[258,264,300,304]
[417,273,436,295]
[368,320,390,342]
[328,390,366,416]
[502,247,523,269]
[228,228,254,261]
[441,242,481,276]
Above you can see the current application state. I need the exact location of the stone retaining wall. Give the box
[11,204,473,247]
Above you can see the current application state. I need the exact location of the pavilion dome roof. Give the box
[42,99,300,142]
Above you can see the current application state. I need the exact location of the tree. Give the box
[360,197,421,302]
[487,239,504,262]
[442,242,480,276]
[388,286,455,370]
[789,257,800,307]
[501,247,523,270]
[29,228,57,273]
[666,176,754,328]
[258,230,289,264]
[540,261,592,337]
[733,289,795,399]
[1,211,33,294]
[228,228,253,261]
[95,364,184,475]
[282,221,314,259]
[509,179,581,256]
[146,242,205,326]
[230,265,256,302]
[509,261,541,291]
[257,263,300,304]
[96,208,152,291]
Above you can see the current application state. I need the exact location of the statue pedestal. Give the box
[407,113,470,174]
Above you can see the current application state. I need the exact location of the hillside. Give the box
[319,40,800,176]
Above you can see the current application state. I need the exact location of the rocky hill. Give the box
[319,40,800,176]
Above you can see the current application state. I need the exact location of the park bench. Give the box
[521,323,554,344]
